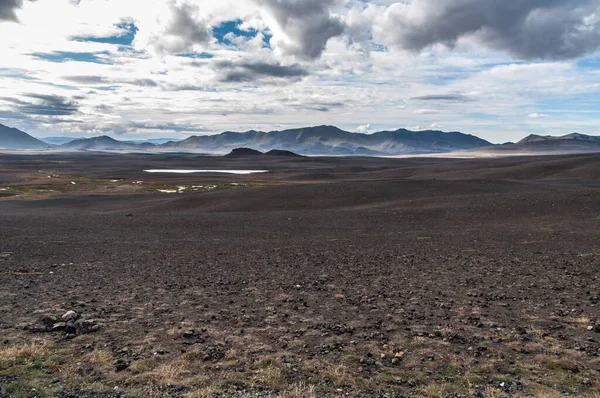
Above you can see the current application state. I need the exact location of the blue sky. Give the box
[0,0,599,143]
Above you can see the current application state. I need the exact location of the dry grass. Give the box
[0,340,50,366]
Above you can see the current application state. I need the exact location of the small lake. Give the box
[144,169,269,175]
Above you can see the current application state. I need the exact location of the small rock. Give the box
[65,320,76,334]
[74,319,93,335]
[61,311,79,321]
[182,329,198,338]
[51,323,66,332]
[115,360,129,372]
[582,378,592,386]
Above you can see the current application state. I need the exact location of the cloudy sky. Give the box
[0,0,599,143]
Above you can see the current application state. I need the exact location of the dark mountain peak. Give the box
[518,134,551,144]
[0,123,52,150]
[563,133,598,141]
[225,148,263,157]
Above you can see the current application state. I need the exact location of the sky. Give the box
[0,0,599,143]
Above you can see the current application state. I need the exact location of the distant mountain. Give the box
[40,136,82,145]
[0,123,53,150]
[61,136,155,151]
[483,133,600,154]
[124,138,180,145]
[4,122,598,156]
[165,125,492,155]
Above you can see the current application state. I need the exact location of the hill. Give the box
[61,136,155,151]
[0,123,53,150]
[165,125,491,155]
[225,148,304,158]
[225,148,264,158]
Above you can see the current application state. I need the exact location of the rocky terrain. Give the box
[0,152,600,397]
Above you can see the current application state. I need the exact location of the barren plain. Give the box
[1,152,600,397]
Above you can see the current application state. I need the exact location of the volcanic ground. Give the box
[1,152,600,397]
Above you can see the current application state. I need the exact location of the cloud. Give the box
[257,0,345,60]
[128,121,208,133]
[141,1,213,55]
[63,75,109,84]
[377,0,600,60]
[430,123,443,129]
[0,0,23,22]
[356,124,371,133]
[529,113,549,119]
[219,61,309,82]
[413,109,439,115]
[16,94,79,116]
[411,95,472,102]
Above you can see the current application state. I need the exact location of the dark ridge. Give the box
[225,148,263,158]
[0,123,53,150]
[264,149,303,157]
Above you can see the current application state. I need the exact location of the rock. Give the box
[61,311,79,321]
[182,329,198,338]
[65,320,76,334]
[515,326,527,335]
[448,333,468,344]
[74,319,94,335]
[582,378,592,386]
[51,323,66,332]
[594,324,600,333]
[115,359,129,372]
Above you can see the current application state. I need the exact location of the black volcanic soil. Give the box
[1,152,600,397]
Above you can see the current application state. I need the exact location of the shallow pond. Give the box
[144,169,268,174]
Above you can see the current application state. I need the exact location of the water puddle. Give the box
[144,169,268,175]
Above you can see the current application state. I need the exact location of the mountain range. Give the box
[479,133,600,154]
[1,122,600,156]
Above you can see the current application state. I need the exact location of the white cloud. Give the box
[529,113,549,119]
[356,124,371,133]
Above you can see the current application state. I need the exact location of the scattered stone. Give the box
[33,311,98,335]
[182,329,199,338]
[447,333,468,344]
[202,346,226,361]
[115,359,129,372]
